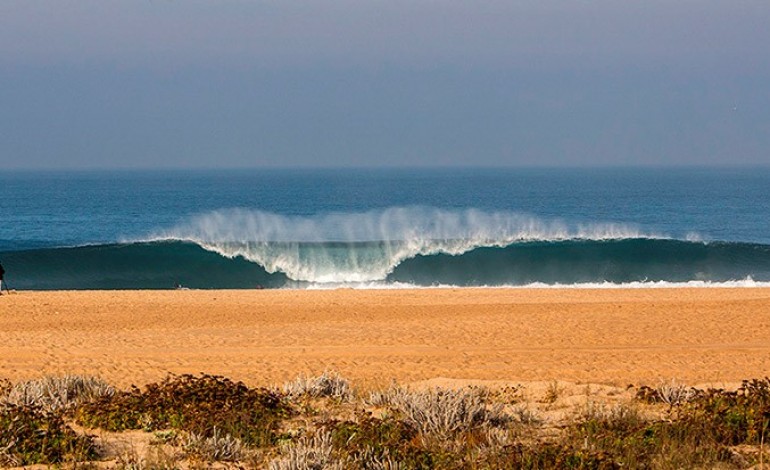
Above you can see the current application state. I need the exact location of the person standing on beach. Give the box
[0,261,5,294]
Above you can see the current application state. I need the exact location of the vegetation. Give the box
[73,374,291,447]
[0,403,97,466]
[282,370,353,401]
[1,373,770,468]
[4,374,114,412]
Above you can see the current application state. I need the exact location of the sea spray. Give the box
[151,207,657,283]
[4,208,770,290]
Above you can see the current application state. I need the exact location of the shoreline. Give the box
[2,287,770,389]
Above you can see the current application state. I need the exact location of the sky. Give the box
[1,1,769,169]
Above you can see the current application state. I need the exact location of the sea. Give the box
[1,167,769,290]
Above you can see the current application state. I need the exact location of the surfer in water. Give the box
[0,261,5,294]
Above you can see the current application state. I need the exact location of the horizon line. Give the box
[2,163,770,173]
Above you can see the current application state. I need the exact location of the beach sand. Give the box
[1,288,769,389]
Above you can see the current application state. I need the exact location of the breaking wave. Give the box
[2,208,770,290]
[150,207,657,283]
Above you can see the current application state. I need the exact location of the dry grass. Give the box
[542,380,564,404]
[1,375,115,413]
[657,379,698,408]
[367,385,509,437]
[183,427,246,462]
[282,370,354,402]
[268,430,339,470]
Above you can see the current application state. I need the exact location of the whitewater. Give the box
[2,168,769,290]
[149,207,659,283]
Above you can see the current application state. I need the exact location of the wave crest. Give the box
[150,207,660,283]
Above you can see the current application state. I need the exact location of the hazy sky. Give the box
[1,1,768,169]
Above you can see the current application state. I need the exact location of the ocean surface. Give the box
[1,167,769,290]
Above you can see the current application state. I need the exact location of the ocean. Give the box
[1,167,769,290]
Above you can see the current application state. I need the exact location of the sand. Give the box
[1,288,770,389]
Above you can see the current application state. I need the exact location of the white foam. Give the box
[148,207,663,283]
[301,277,770,290]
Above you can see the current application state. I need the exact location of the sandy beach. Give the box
[1,288,770,389]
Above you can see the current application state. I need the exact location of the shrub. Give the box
[569,401,736,468]
[74,374,292,447]
[677,378,770,445]
[323,412,442,468]
[576,402,646,436]
[0,403,97,466]
[570,402,658,466]
[542,380,563,404]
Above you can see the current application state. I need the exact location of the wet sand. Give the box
[1,288,769,388]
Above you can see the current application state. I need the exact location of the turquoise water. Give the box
[1,168,769,289]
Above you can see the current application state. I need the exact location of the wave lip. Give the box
[151,207,660,283]
[2,237,770,290]
[7,207,767,290]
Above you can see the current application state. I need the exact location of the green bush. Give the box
[0,403,97,466]
[679,378,770,445]
[324,412,443,467]
[74,374,292,447]
[484,443,619,470]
